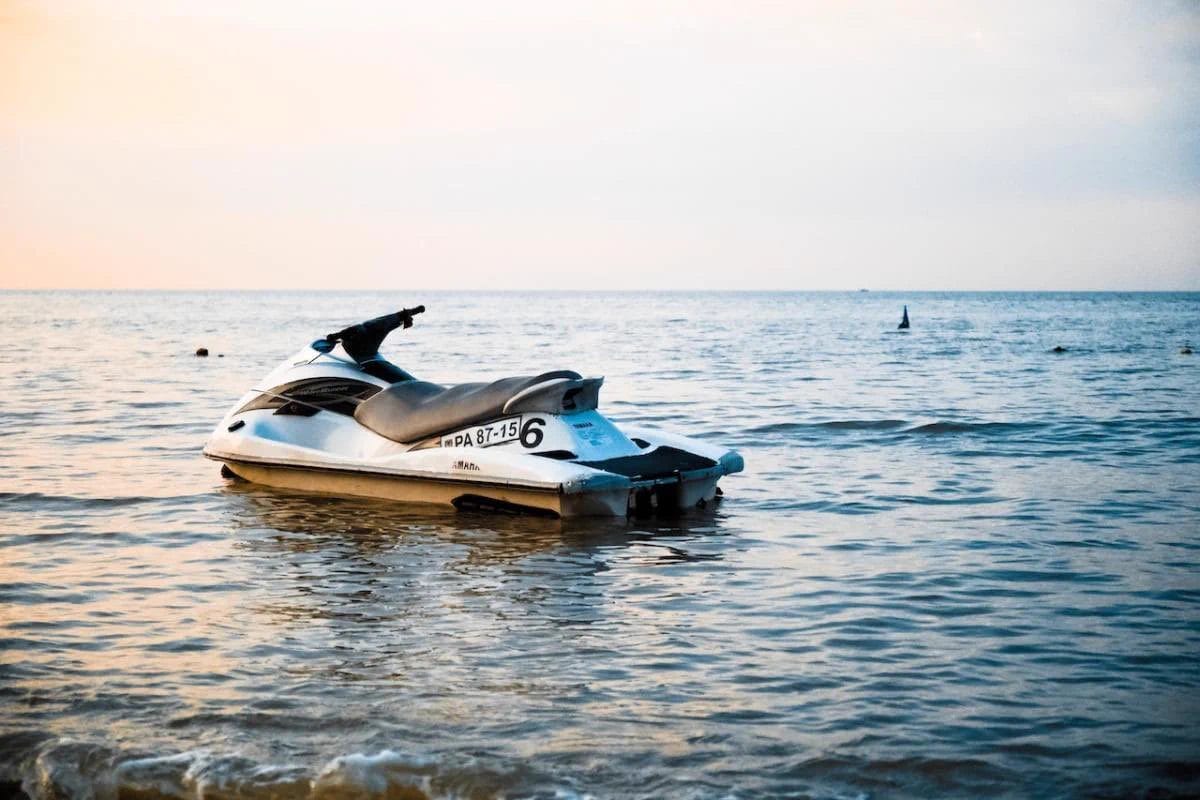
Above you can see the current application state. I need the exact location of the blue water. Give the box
[1,291,1198,799]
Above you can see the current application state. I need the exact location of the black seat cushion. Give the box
[354,370,581,443]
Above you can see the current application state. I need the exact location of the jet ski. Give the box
[203,306,744,518]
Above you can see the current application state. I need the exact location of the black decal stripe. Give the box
[236,378,382,417]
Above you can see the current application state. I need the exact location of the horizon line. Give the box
[2,287,1199,294]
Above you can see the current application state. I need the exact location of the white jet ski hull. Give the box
[204,407,739,517]
[211,458,725,518]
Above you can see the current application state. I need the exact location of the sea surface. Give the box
[1,291,1199,800]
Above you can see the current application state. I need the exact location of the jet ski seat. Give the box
[354,370,597,443]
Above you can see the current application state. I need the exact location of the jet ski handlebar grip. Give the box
[391,305,425,330]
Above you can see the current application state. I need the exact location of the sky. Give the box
[1,0,1198,290]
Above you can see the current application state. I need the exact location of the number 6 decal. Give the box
[520,417,545,448]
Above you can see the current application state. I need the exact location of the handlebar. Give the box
[325,305,425,363]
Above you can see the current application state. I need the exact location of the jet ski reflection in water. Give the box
[203,306,744,518]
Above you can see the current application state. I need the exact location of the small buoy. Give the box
[1183,346,1194,355]
[195,347,209,357]
[218,353,225,358]
[1051,345,1067,353]
[898,305,910,330]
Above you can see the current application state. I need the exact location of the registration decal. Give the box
[441,416,522,449]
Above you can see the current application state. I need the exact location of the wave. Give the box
[12,736,1191,800]
[903,421,1045,435]
[820,419,909,431]
[745,417,1200,440]
[2,738,566,800]
[746,420,908,434]
[744,419,1051,439]
[0,492,181,511]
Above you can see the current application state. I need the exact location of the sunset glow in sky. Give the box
[2,0,1198,289]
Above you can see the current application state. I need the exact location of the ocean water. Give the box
[1,290,1198,800]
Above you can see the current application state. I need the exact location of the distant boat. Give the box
[858,288,869,293]
[898,305,910,330]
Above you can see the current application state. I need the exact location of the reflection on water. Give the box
[223,487,731,663]
[2,291,1199,799]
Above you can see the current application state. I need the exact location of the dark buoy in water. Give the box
[1182,345,1194,355]
[1051,345,1067,353]
[897,305,910,330]
[195,347,209,357]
